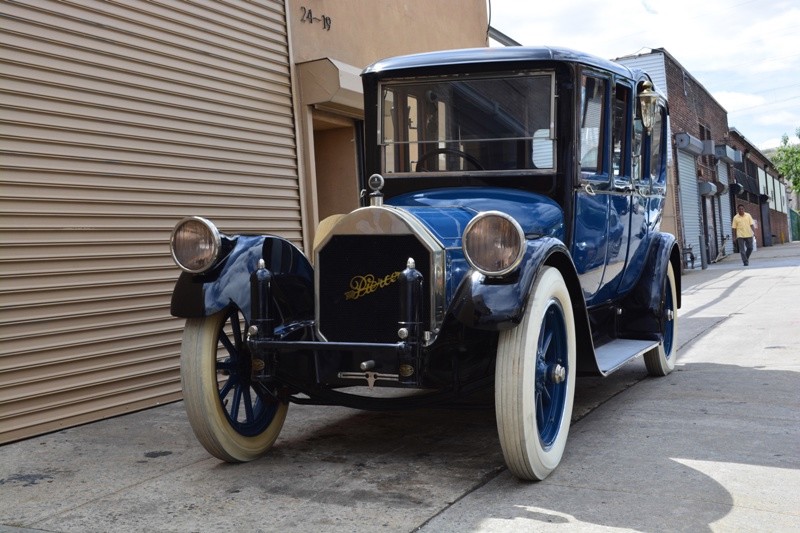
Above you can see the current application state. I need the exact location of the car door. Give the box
[571,73,610,304]
[616,82,667,295]
[602,82,637,296]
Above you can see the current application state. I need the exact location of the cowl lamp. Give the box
[638,81,659,133]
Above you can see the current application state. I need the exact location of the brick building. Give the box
[728,129,790,247]
[616,48,791,269]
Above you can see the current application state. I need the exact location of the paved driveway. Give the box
[2,243,799,532]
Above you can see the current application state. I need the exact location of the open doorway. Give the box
[312,110,362,221]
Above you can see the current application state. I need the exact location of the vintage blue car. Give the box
[169,46,680,481]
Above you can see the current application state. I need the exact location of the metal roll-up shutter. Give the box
[0,0,299,443]
[677,150,701,267]
[717,161,733,256]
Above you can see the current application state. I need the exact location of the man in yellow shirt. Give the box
[731,204,755,266]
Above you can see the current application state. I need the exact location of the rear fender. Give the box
[617,232,681,340]
[170,235,314,324]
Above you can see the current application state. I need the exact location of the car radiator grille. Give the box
[317,234,431,343]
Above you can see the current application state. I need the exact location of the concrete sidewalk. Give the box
[2,242,799,533]
[420,241,800,532]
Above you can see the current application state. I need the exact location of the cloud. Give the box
[755,111,800,128]
[713,92,765,114]
[640,0,658,14]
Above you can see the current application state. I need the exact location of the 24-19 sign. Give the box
[300,7,332,31]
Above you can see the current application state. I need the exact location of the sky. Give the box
[487,0,800,151]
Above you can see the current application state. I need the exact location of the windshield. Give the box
[380,73,555,174]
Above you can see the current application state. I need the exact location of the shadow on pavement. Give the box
[420,360,800,532]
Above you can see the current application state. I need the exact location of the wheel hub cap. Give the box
[549,364,566,384]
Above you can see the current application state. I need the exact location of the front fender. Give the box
[170,235,314,324]
[449,237,570,331]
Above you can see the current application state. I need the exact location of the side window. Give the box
[407,95,420,169]
[382,89,396,173]
[612,84,631,179]
[580,75,605,176]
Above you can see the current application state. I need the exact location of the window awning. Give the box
[297,58,363,118]
[732,167,759,194]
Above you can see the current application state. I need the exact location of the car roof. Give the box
[363,46,638,80]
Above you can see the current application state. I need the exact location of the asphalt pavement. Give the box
[2,242,799,533]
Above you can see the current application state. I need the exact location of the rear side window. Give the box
[580,75,605,177]
[612,84,631,179]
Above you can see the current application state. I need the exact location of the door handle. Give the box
[613,180,634,193]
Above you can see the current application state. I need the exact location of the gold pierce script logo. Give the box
[345,271,402,300]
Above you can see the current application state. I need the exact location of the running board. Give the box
[594,339,660,375]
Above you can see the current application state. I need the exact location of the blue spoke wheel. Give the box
[181,308,288,462]
[495,266,576,481]
[644,262,679,376]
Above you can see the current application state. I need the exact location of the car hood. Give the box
[387,187,565,247]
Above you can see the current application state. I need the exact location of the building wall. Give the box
[770,210,790,244]
[287,0,488,67]
[663,57,728,182]
[660,50,731,265]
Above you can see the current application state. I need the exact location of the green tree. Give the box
[772,127,800,193]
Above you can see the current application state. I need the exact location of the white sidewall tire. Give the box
[181,309,288,462]
[495,266,576,481]
[644,261,679,377]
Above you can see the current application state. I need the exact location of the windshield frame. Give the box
[377,71,557,177]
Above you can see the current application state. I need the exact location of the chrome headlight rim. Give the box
[463,210,526,277]
[170,216,222,274]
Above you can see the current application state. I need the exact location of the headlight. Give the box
[463,211,525,277]
[170,216,221,273]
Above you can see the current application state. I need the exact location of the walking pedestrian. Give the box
[731,204,755,266]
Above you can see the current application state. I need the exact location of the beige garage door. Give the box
[0,0,300,443]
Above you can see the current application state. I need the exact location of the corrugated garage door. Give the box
[717,161,733,257]
[0,0,300,443]
[677,150,701,268]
